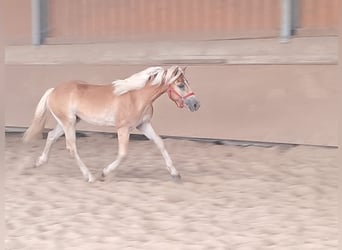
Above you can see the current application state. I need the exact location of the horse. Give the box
[23,66,200,182]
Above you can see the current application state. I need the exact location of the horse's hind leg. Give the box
[35,124,64,167]
[62,120,95,182]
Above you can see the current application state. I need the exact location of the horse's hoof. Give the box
[35,157,46,167]
[87,175,96,183]
[99,173,106,182]
[171,174,182,183]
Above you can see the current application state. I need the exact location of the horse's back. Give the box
[48,81,117,124]
[51,80,114,102]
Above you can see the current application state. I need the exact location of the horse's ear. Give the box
[173,66,179,76]
[148,71,159,81]
[148,74,155,81]
[182,66,187,73]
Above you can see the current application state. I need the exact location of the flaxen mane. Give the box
[112,66,183,96]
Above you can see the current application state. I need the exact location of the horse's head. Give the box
[166,66,200,112]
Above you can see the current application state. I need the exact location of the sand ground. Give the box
[5,132,338,250]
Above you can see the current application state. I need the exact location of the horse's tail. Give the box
[23,88,54,143]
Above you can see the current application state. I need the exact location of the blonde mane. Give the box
[112,66,183,96]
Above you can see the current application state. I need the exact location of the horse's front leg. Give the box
[137,122,181,179]
[102,127,130,178]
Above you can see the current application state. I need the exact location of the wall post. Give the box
[32,0,41,45]
[280,0,293,42]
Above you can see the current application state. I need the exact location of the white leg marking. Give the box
[64,123,95,182]
[35,124,64,167]
[102,155,125,176]
[138,122,179,176]
[102,127,130,177]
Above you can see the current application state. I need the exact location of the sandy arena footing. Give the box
[5,132,338,250]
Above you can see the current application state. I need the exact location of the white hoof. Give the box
[35,156,47,167]
[87,174,95,183]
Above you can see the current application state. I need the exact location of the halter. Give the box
[167,87,195,100]
[160,69,195,108]
[167,85,195,108]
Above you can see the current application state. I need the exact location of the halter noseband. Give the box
[168,87,195,99]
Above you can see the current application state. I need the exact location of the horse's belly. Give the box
[77,112,116,126]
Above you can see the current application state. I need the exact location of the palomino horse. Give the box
[23,66,200,182]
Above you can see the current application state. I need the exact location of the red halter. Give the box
[161,69,194,108]
[167,86,195,108]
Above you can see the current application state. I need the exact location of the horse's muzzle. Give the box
[184,96,200,112]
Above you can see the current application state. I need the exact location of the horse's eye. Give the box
[178,83,185,89]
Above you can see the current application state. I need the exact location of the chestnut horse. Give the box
[23,66,200,182]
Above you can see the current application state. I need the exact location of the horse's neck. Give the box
[133,81,168,107]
